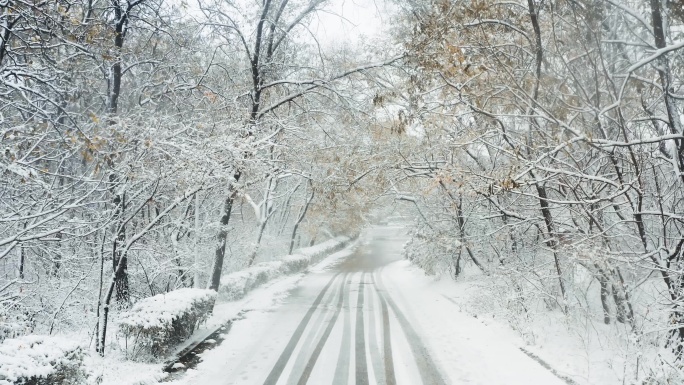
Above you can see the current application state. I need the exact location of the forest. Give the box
[1,0,684,383]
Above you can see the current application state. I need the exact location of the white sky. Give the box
[311,0,393,46]
[180,0,394,47]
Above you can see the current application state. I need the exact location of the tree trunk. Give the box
[18,221,27,279]
[107,4,127,116]
[650,0,684,185]
[613,267,635,325]
[452,249,462,279]
[596,266,611,324]
[98,187,200,355]
[611,281,628,324]
[106,2,134,306]
[247,176,277,267]
[439,181,487,274]
[277,183,301,236]
[525,0,567,311]
[534,181,567,311]
[95,231,106,354]
[112,190,129,306]
[19,243,25,279]
[208,174,240,291]
[289,183,315,255]
[247,218,269,267]
[52,231,62,276]
[194,192,201,288]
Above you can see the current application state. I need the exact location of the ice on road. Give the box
[170,226,569,385]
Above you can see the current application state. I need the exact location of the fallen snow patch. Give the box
[85,354,168,385]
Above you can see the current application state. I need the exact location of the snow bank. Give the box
[218,236,351,301]
[0,335,87,385]
[117,288,216,361]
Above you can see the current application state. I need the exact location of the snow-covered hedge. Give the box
[219,236,352,301]
[117,288,216,361]
[295,236,351,263]
[219,261,283,301]
[279,254,310,274]
[0,335,87,385]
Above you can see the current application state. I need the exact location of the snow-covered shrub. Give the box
[295,236,350,264]
[277,237,352,276]
[219,262,283,301]
[279,255,310,274]
[218,236,352,301]
[117,288,216,361]
[0,335,87,385]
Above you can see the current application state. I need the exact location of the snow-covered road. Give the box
[170,226,570,385]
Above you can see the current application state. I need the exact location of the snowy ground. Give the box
[95,224,632,385]
[403,264,635,385]
[89,245,357,385]
[380,261,583,385]
[162,225,586,385]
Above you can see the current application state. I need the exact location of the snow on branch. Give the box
[256,55,405,118]
[626,40,684,74]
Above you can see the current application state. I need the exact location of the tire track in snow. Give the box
[372,273,396,385]
[374,270,446,385]
[332,274,353,385]
[355,273,369,385]
[366,275,386,385]
[262,272,342,385]
[296,272,348,385]
[286,272,346,385]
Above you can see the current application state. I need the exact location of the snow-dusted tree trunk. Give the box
[208,180,240,291]
[194,192,201,288]
[289,181,315,255]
